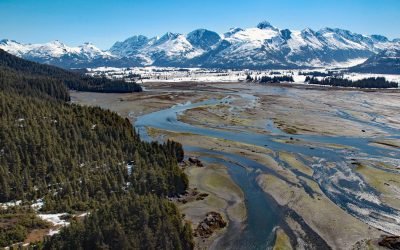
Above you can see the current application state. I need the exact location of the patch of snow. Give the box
[328,58,368,68]
[38,213,70,226]
[78,212,90,217]
[1,200,22,209]
[47,228,61,236]
[127,163,134,175]
[31,199,44,210]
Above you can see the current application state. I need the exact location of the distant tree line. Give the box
[299,71,333,77]
[259,75,294,83]
[246,74,294,83]
[305,76,398,88]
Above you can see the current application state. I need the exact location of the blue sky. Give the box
[1,0,399,49]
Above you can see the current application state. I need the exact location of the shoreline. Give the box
[142,80,400,93]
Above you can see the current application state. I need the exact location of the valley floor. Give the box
[71,82,400,249]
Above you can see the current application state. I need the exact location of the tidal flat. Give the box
[71,81,400,249]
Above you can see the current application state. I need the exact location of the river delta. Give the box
[71,82,400,250]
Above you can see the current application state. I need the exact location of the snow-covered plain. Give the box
[86,66,400,86]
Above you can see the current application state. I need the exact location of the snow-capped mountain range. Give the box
[1,21,399,69]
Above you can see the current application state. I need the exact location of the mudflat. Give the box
[71,82,400,249]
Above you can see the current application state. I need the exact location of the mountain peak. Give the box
[47,40,66,47]
[302,28,315,33]
[280,29,292,40]
[257,21,275,30]
[80,42,100,50]
[151,32,181,47]
[162,32,180,39]
[0,39,20,45]
[109,35,150,56]
[370,35,389,43]
[187,28,212,37]
[224,27,243,38]
[187,29,221,50]
[120,35,149,45]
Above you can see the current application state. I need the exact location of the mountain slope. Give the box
[186,29,221,50]
[0,48,192,249]
[0,48,142,92]
[1,21,399,69]
[350,45,400,74]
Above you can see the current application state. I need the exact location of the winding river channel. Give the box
[134,88,400,249]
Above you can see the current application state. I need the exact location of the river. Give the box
[134,86,400,249]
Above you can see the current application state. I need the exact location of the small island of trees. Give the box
[246,74,294,83]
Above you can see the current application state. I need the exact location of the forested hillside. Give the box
[44,195,193,250]
[0,49,142,93]
[0,50,193,249]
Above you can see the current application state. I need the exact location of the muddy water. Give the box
[135,87,400,248]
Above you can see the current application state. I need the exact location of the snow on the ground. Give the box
[328,58,368,68]
[47,228,61,236]
[85,66,400,86]
[1,198,43,210]
[38,213,70,226]
[78,212,90,217]
[127,163,134,175]
[0,200,22,209]
[31,199,44,210]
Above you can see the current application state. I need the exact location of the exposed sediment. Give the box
[71,81,400,249]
